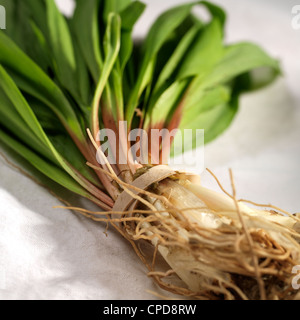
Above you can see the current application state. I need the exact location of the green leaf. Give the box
[176,19,224,80]
[192,94,239,145]
[0,89,58,164]
[174,43,280,152]
[147,19,224,128]
[0,0,281,193]
[172,91,238,156]
[0,66,50,143]
[203,42,281,89]
[119,1,146,71]
[0,89,100,188]
[125,0,228,126]
[145,79,189,129]
[24,0,48,37]
[45,0,77,95]
[1,0,30,50]
[1,0,50,71]
[153,24,201,96]
[0,66,103,195]
[201,1,227,27]
[0,32,85,142]
[27,96,65,133]
[171,41,280,155]
[48,133,101,187]
[180,86,231,126]
[120,1,146,31]
[125,2,196,125]
[28,20,52,72]
[72,38,92,106]
[103,0,131,23]
[71,0,103,82]
[0,129,98,201]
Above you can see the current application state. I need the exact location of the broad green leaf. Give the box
[29,20,52,72]
[71,0,103,82]
[141,4,195,61]
[0,66,51,142]
[103,0,131,23]
[0,89,58,164]
[203,42,280,89]
[171,42,280,154]
[172,92,238,156]
[43,0,92,108]
[72,38,92,106]
[152,14,203,83]
[0,66,104,195]
[179,41,280,119]
[1,83,99,188]
[0,0,31,50]
[23,0,48,37]
[180,86,231,127]
[0,0,50,71]
[21,97,98,186]
[145,79,189,129]
[119,1,146,71]
[0,32,85,142]
[48,134,101,187]
[0,129,99,202]
[45,0,77,95]
[120,1,146,31]
[125,2,196,125]
[125,0,227,126]
[227,64,280,94]
[189,94,238,145]
[153,24,200,95]
[2,94,101,188]
[119,32,132,73]
[176,19,223,80]
[147,19,223,126]
[0,0,281,187]
[26,96,65,133]
[201,1,226,27]
[146,20,224,130]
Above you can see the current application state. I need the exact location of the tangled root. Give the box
[58,165,300,300]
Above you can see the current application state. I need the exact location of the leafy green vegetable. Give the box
[0,0,280,207]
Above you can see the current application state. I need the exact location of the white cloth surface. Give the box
[0,0,299,300]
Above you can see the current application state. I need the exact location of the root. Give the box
[229,169,266,300]
[238,199,300,223]
[56,164,300,300]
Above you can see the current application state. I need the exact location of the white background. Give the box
[0,0,299,299]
